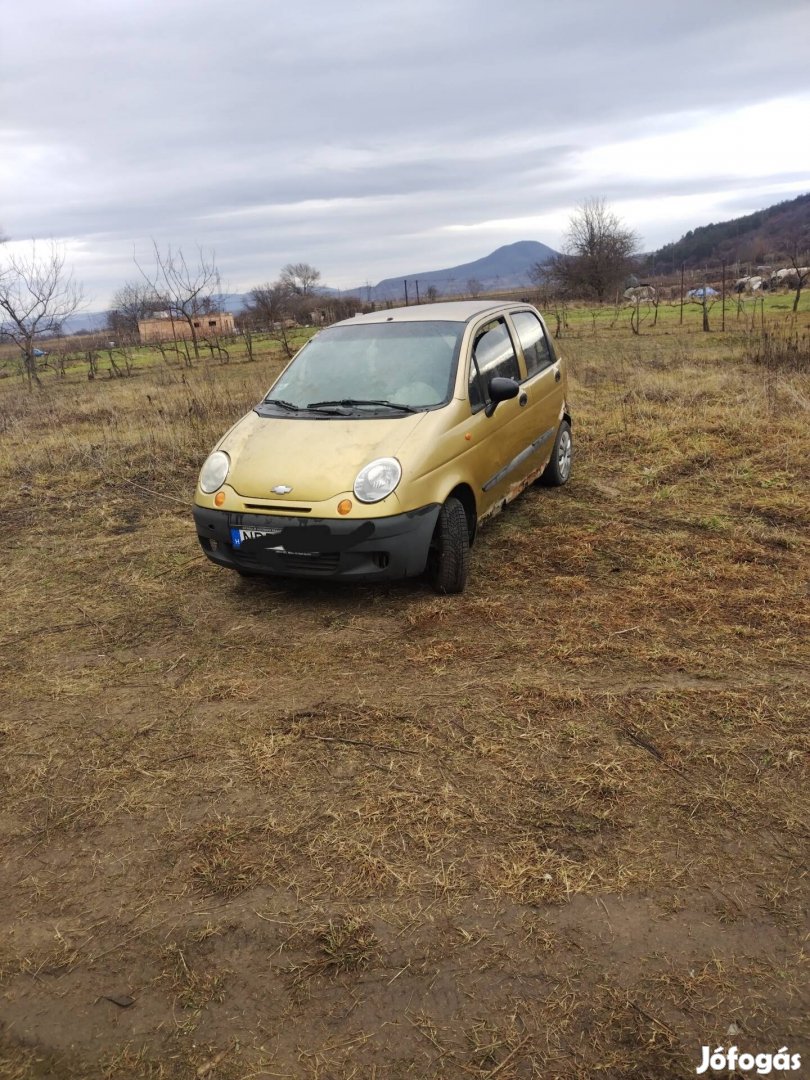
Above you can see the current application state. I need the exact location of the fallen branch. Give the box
[0,620,91,648]
[118,476,188,505]
[295,732,419,756]
[485,1034,531,1078]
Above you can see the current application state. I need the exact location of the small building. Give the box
[138,311,235,344]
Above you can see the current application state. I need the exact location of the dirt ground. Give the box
[0,328,808,1079]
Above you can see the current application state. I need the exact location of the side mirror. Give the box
[485,376,519,417]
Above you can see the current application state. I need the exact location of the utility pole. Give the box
[679,263,685,326]
[404,280,409,306]
[415,280,420,304]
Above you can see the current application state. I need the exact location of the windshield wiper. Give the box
[262,397,303,411]
[307,398,419,413]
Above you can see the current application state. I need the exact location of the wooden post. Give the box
[721,260,726,332]
[678,264,686,324]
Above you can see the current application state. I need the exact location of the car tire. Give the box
[539,420,572,486]
[427,497,470,594]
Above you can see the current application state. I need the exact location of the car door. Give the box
[507,309,564,477]
[462,315,537,517]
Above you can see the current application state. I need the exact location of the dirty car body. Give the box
[193,300,572,593]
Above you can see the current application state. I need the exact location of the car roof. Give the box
[336,299,530,326]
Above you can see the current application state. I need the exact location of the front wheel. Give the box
[539,420,572,486]
[426,497,470,594]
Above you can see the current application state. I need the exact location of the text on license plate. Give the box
[230,527,281,548]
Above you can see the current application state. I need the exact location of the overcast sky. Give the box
[2,0,809,309]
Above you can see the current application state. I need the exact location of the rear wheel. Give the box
[427,497,470,594]
[539,420,572,486]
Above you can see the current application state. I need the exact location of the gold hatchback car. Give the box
[193,300,572,593]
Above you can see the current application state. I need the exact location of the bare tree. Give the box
[250,263,326,328]
[0,241,84,385]
[790,262,809,314]
[544,198,640,301]
[623,284,659,334]
[687,284,718,332]
[106,280,162,341]
[466,278,483,298]
[785,243,810,314]
[243,281,294,329]
[279,262,321,296]
[136,242,223,361]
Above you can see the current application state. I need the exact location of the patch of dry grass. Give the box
[0,324,808,1077]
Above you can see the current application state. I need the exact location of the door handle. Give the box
[555,369,561,382]
[519,392,528,406]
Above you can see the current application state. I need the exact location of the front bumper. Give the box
[193,504,441,581]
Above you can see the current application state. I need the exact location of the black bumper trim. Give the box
[193,504,441,581]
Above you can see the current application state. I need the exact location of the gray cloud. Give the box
[3,0,809,306]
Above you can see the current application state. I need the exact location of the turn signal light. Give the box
[337,499,352,515]
[214,491,225,506]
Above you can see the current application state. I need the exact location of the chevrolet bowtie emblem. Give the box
[271,484,293,494]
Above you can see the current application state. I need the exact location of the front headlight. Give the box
[199,450,230,494]
[353,457,401,503]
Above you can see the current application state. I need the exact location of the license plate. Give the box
[230,527,281,548]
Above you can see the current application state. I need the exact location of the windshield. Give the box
[263,321,463,412]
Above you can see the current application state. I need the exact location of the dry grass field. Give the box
[0,318,808,1078]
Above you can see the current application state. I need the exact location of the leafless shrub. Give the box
[745,325,810,372]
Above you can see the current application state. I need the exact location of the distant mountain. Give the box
[55,310,108,335]
[351,240,559,302]
[649,192,810,272]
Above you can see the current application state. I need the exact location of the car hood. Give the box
[219,409,428,502]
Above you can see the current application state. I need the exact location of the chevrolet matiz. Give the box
[193,300,572,593]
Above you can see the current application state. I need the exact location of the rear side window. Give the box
[469,318,520,410]
[511,311,552,377]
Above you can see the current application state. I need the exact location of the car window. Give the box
[469,319,520,410]
[469,357,485,411]
[269,321,462,410]
[511,311,552,377]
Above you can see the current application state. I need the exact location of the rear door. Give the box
[507,309,563,475]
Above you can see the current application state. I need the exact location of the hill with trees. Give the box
[360,240,558,302]
[648,192,810,273]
